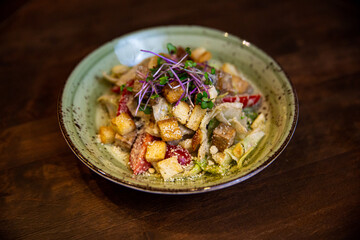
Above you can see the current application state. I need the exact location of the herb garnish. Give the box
[196,92,214,109]
[167,43,177,54]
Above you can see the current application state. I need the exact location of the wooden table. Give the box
[1,0,359,239]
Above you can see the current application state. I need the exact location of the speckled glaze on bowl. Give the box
[58,25,298,194]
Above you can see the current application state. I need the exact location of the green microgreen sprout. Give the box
[139,105,152,114]
[184,60,197,68]
[196,91,214,109]
[211,68,216,74]
[119,84,133,92]
[167,43,177,54]
[168,70,174,78]
[150,94,159,99]
[159,75,169,85]
[204,72,212,85]
[185,47,192,55]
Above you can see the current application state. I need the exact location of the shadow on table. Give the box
[75,159,257,236]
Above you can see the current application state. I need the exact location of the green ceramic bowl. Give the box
[58,25,298,194]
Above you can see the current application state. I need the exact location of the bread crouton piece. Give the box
[148,56,158,69]
[190,47,212,63]
[185,105,207,131]
[156,156,184,180]
[157,118,182,141]
[145,140,167,162]
[163,81,185,104]
[192,130,203,152]
[99,126,115,144]
[114,131,137,151]
[111,112,136,135]
[212,123,236,152]
[172,101,190,124]
[221,62,240,77]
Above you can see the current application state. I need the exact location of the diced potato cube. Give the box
[212,123,236,152]
[99,126,115,144]
[172,101,190,124]
[162,81,185,104]
[111,112,136,135]
[186,105,207,131]
[191,47,212,63]
[192,129,203,152]
[114,131,137,151]
[145,140,167,162]
[157,156,184,180]
[157,118,182,141]
[179,138,193,152]
[148,56,158,69]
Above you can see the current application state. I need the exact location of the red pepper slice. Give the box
[129,133,154,175]
[222,94,261,108]
[116,80,134,116]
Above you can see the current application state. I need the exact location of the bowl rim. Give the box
[58,25,299,195]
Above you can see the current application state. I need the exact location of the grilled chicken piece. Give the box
[211,123,236,152]
[114,131,137,151]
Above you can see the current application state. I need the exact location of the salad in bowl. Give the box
[59,26,297,194]
[97,43,267,180]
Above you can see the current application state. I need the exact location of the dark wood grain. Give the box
[1,0,359,239]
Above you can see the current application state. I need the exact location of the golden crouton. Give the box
[148,56,158,69]
[145,140,167,162]
[99,126,115,144]
[192,130,203,152]
[172,101,190,124]
[111,112,136,135]
[221,63,240,76]
[185,105,207,131]
[157,118,182,141]
[162,81,184,104]
[191,47,212,63]
[156,156,184,180]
